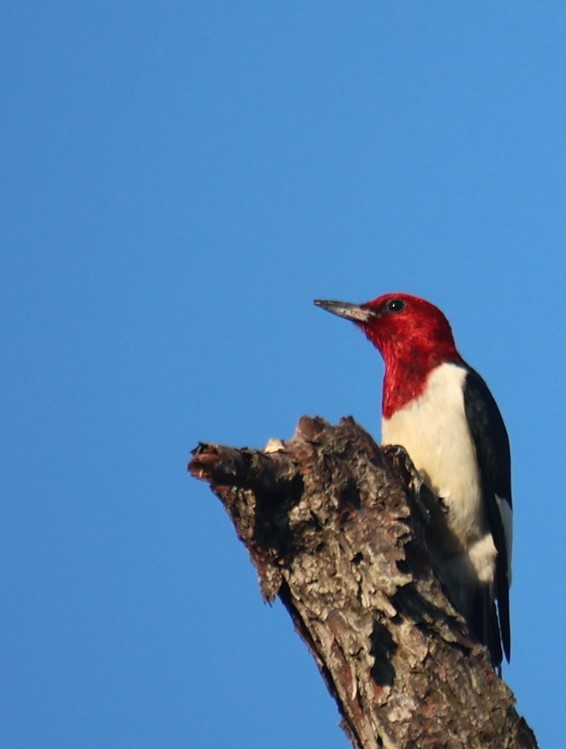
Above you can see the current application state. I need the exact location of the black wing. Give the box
[463,367,512,663]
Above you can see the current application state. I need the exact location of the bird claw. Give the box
[383,444,424,491]
[383,444,435,524]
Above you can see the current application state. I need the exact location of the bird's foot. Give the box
[383,444,446,525]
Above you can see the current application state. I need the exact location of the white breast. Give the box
[382,362,496,586]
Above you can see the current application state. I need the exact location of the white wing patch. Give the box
[496,494,513,585]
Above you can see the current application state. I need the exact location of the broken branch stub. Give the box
[188,416,537,749]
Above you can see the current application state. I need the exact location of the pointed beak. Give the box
[314,299,372,324]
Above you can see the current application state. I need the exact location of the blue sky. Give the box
[2,3,565,747]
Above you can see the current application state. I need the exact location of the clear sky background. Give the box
[2,3,565,748]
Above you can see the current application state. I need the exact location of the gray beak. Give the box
[314,299,372,323]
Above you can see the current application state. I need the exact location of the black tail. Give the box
[469,585,503,669]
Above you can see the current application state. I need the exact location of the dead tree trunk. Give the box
[188,416,537,749]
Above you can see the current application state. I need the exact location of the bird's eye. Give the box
[385,299,405,314]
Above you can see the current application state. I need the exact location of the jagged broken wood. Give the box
[188,416,537,749]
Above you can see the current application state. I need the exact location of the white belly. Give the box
[382,363,496,586]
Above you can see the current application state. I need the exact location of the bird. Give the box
[314,292,512,668]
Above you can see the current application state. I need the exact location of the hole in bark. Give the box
[338,477,361,509]
[370,620,397,686]
[252,474,304,557]
[352,552,364,566]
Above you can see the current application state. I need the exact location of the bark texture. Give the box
[188,416,537,749]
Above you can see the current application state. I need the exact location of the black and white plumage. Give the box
[315,293,513,667]
[463,367,512,664]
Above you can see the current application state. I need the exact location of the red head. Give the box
[314,293,462,417]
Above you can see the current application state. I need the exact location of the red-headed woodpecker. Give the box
[315,293,512,668]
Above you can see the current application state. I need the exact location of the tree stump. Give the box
[188,416,537,749]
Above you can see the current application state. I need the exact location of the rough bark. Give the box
[188,416,537,749]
